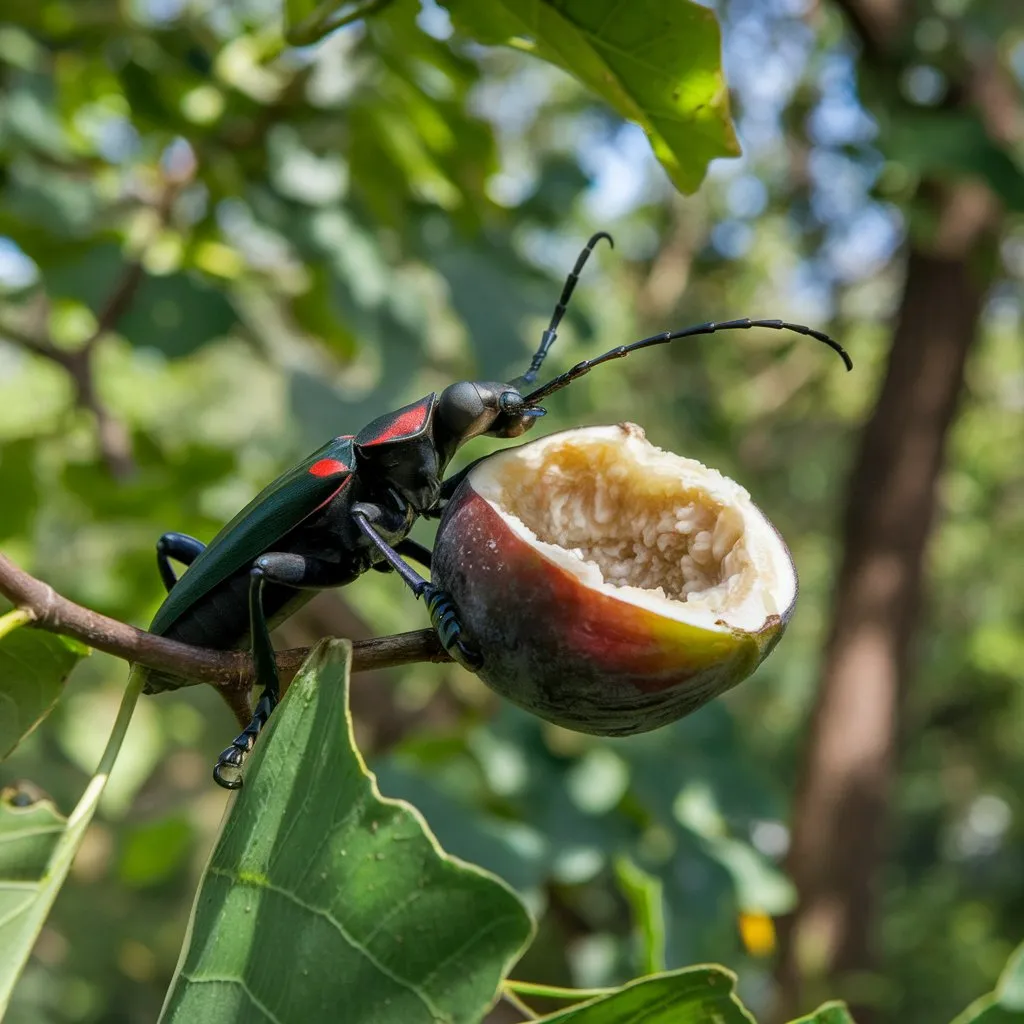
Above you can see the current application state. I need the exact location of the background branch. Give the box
[0,177,184,480]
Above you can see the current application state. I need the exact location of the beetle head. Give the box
[435,380,545,451]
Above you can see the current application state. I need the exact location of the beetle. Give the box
[143,232,851,789]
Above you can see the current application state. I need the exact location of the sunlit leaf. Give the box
[436,0,740,192]
[160,640,534,1024]
[0,610,87,759]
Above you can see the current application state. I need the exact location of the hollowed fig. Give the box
[432,424,796,735]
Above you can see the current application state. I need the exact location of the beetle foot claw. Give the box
[420,585,483,671]
[213,746,247,790]
[210,692,278,791]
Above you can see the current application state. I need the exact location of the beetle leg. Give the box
[351,507,482,672]
[212,552,355,790]
[372,537,432,571]
[156,532,206,592]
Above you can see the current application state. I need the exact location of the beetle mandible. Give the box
[143,232,852,789]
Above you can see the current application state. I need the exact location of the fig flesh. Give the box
[432,424,797,735]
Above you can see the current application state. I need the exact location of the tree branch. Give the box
[0,553,451,698]
[0,177,184,479]
[828,0,907,60]
[89,259,146,349]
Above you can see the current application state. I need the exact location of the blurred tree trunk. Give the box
[774,181,998,1018]
[768,0,1015,1012]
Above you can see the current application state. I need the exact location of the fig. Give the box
[432,424,797,735]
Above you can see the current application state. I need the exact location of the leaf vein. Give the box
[177,973,284,1024]
[208,867,450,1021]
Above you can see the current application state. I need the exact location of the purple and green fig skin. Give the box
[433,478,796,736]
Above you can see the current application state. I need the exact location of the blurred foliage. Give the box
[0,609,87,758]
[0,0,1022,1021]
[952,942,1024,1024]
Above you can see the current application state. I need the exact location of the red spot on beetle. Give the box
[365,403,429,445]
[309,458,347,477]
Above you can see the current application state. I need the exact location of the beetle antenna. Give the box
[521,318,853,405]
[520,231,614,384]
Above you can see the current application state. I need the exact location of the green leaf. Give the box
[289,263,360,360]
[951,942,1024,1024]
[0,789,67,993]
[119,816,194,888]
[160,640,534,1024]
[44,244,237,357]
[0,439,38,541]
[0,612,87,759]
[787,1002,858,1024]
[286,0,393,45]
[0,669,144,1014]
[614,855,666,975]
[117,273,238,358]
[436,0,740,193]
[886,113,1024,212]
[527,966,756,1022]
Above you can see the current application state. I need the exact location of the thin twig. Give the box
[0,177,184,478]
[0,553,451,700]
[1,310,137,479]
[89,260,146,349]
[500,988,540,1020]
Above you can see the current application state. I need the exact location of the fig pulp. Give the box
[432,424,797,735]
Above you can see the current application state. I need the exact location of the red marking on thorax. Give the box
[309,458,347,477]
[367,403,428,445]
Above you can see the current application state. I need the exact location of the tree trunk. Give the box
[774,181,997,1020]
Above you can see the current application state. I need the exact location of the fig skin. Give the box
[432,461,792,737]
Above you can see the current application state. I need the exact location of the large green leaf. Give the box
[951,942,1024,1024]
[160,640,534,1024]
[530,966,756,1022]
[0,609,87,758]
[437,0,740,193]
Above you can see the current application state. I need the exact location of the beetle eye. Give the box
[498,391,524,415]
